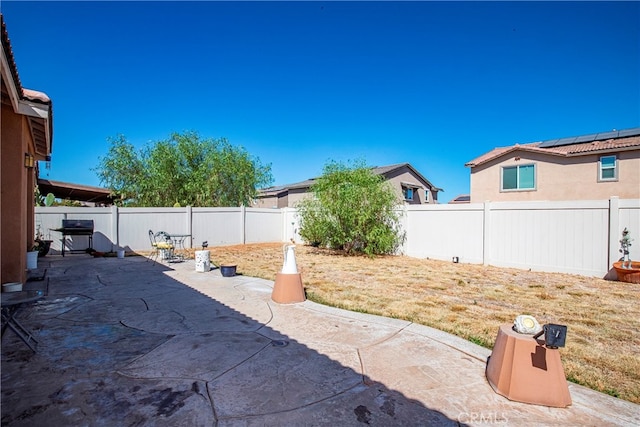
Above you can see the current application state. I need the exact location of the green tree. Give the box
[297,160,405,256]
[94,132,273,207]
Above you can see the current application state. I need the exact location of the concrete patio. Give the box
[2,254,639,426]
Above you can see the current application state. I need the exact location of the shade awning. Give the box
[400,181,424,189]
[37,179,115,205]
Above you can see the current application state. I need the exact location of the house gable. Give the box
[255,163,441,207]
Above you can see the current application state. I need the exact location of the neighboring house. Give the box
[255,163,442,208]
[449,194,470,204]
[1,15,54,284]
[465,128,640,203]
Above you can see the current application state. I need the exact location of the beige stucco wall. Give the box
[254,192,292,209]
[287,188,310,208]
[469,149,640,202]
[254,195,279,209]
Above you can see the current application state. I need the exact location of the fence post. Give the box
[483,201,491,266]
[240,205,246,244]
[608,196,620,268]
[111,205,119,250]
[185,205,192,248]
[401,204,409,255]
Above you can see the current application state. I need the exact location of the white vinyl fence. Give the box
[36,197,639,278]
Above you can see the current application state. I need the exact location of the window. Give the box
[599,155,617,181]
[501,164,535,191]
[402,186,414,201]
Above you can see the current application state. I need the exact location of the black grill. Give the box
[53,220,94,256]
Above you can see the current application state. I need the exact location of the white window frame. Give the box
[598,155,618,182]
[501,164,536,192]
[402,186,414,201]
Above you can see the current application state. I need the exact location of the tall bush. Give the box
[297,160,405,256]
[94,131,272,207]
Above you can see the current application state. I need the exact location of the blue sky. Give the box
[3,1,639,203]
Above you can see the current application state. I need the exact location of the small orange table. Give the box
[486,324,571,407]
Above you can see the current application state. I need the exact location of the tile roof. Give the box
[449,194,470,204]
[2,16,52,105]
[1,14,22,95]
[466,130,640,167]
[22,88,51,104]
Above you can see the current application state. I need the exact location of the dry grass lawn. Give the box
[184,243,640,404]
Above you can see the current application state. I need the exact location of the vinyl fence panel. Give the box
[486,201,610,276]
[245,208,284,243]
[35,197,639,278]
[404,204,485,264]
[191,208,244,247]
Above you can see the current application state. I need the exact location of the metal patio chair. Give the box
[147,229,174,265]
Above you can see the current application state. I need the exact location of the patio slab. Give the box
[2,255,639,426]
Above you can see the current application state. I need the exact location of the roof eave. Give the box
[1,18,53,157]
[466,146,567,168]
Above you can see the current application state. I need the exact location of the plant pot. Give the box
[26,251,38,270]
[195,250,211,273]
[613,261,640,284]
[2,282,22,292]
[37,240,52,257]
[117,249,125,259]
[220,265,237,277]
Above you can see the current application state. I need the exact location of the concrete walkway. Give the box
[2,255,639,426]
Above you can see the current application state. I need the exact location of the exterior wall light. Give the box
[24,153,35,168]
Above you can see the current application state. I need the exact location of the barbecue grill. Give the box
[52,220,94,257]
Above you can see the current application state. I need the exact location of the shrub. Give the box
[297,160,405,256]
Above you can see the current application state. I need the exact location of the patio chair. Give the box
[154,231,175,262]
[147,230,174,264]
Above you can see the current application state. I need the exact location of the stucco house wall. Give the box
[1,100,32,283]
[254,194,282,209]
[1,16,53,284]
[467,129,640,203]
[470,149,640,202]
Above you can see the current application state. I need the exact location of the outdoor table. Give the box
[166,233,191,262]
[167,234,191,251]
[1,290,45,352]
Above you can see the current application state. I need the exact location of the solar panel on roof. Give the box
[558,137,578,145]
[573,134,598,143]
[538,127,640,148]
[595,131,618,140]
[617,128,640,137]
[539,139,560,148]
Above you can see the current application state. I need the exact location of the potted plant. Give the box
[34,225,52,257]
[613,228,640,284]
